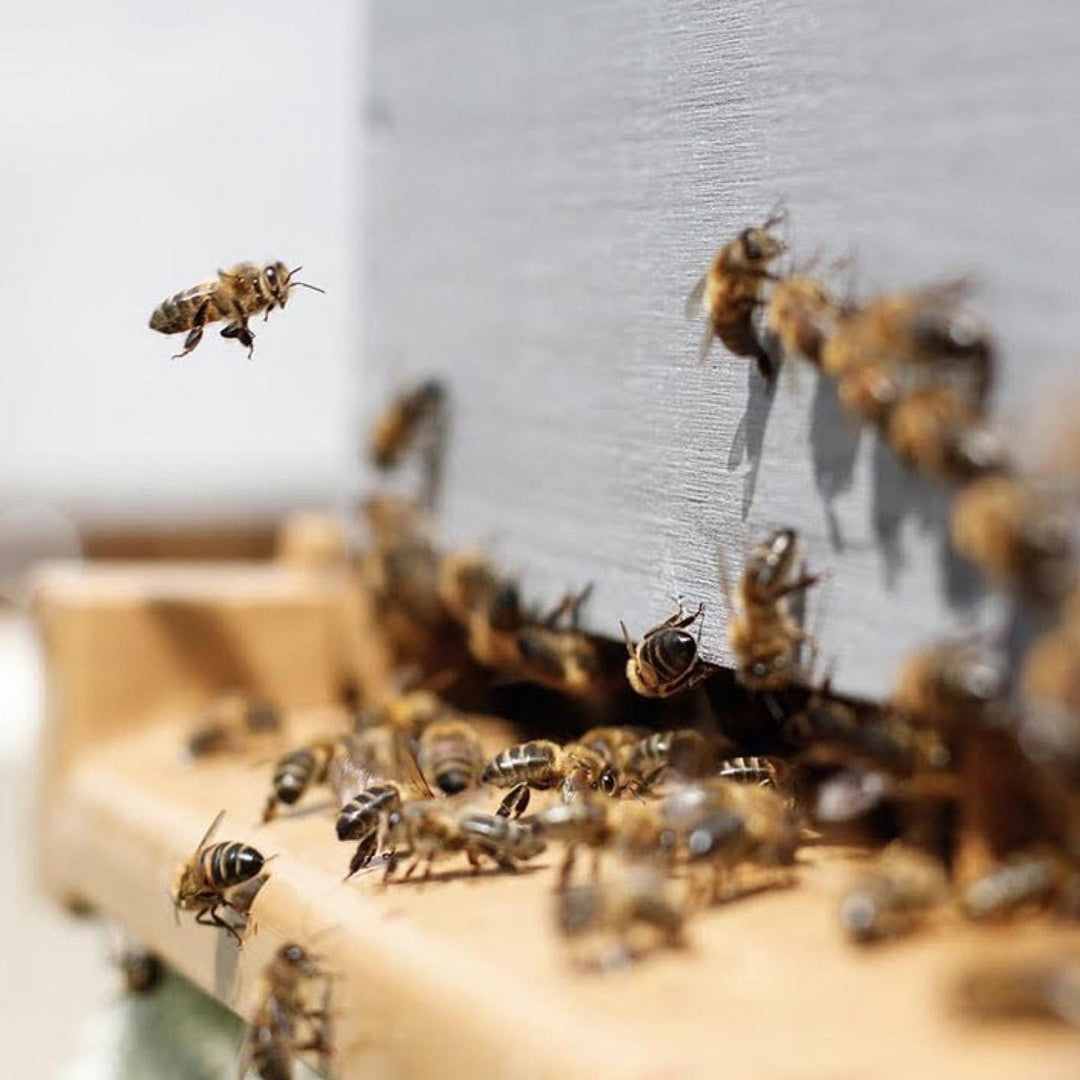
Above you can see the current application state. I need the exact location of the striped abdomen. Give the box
[336,782,402,842]
[149,283,226,334]
[638,629,700,693]
[481,740,560,789]
[459,811,545,860]
[418,720,484,795]
[200,841,265,889]
[271,741,336,807]
[717,755,782,788]
[624,729,706,778]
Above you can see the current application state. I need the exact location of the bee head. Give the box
[263,261,292,307]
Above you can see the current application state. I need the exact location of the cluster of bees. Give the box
[142,225,1080,1075]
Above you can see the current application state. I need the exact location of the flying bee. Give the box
[951,475,1076,606]
[263,736,349,823]
[686,205,788,379]
[840,842,948,944]
[621,602,711,699]
[149,261,323,359]
[170,811,269,945]
[723,528,820,692]
[241,942,333,1080]
[820,280,993,404]
[482,738,621,817]
[417,717,485,795]
[557,868,686,968]
[369,379,446,470]
[383,802,546,882]
[892,641,1008,734]
[960,850,1077,921]
[762,271,846,370]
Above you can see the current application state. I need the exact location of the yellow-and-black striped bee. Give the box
[241,942,333,1080]
[417,718,485,795]
[621,602,711,699]
[170,811,269,944]
[263,737,348,823]
[149,261,324,359]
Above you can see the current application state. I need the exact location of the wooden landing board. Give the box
[42,717,1080,1080]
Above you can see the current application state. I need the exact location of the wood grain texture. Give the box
[364,0,1080,699]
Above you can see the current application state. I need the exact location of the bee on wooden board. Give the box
[417,717,485,795]
[950,474,1076,606]
[557,867,686,968]
[621,602,711,699]
[482,738,622,817]
[185,692,281,760]
[262,736,349,823]
[722,528,820,693]
[241,942,333,1080]
[170,811,269,945]
[382,801,546,882]
[149,261,323,359]
[839,842,948,944]
[686,204,788,380]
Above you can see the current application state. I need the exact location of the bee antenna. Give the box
[291,280,327,294]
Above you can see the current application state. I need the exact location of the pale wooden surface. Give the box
[364,0,1080,700]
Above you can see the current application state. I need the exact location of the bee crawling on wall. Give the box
[621,602,712,699]
[840,842,948,944]
[686,203,788,380]
[170,811,270,945]
[149,261,323,359]
[722,528,820,693]
[240,942,334,1080]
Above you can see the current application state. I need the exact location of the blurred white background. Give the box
[0,0,362,528]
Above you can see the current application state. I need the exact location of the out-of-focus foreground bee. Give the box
[557,868,686,968]
[950,475,1076,606]
[955,957,1080,1026]
[263,737,349,823]
[840,842,947,944]
[621,602,711,699]
[185,692,281,760]
[170,811,269,944]
[383,802,546,881]
[482,738,622,815]
[960,849,1079,921]
[418,718,485,795]
[762,268,846,371]
[149,261,323,358]
[241,942,333,1080]
[724,528,819,692]
[686,205,787,379]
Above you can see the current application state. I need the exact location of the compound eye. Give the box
[283,944,303,964]
[600,770,618,796]
[265,266,277,283]
[751,661,769,678]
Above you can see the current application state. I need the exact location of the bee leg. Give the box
[556,845,577,891]
[220,320,256,358]
[497,783,530,819]
[261,796,278,824]
[466,849,483,875]
[171,301,209,359]
[197,904,243,946]
[496,856,518,874]
[400,857,422,881]
[590,849,603,883]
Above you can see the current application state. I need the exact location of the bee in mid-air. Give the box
[241,942,333,1080]
[557,868,686,968]
[369,379,446,469]
[170,811,269,944]
[482,738,622,816]
[723,528,819,692]
[840,842,948,943]
[686,205,787,379]
[263,736,349,823]
[950,475,1076,606]
[621,602,711,699]
[149,261,323,359]
[383,802,546,882]
[417,717,485,795]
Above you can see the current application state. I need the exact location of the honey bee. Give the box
[950,475,1076,606]
[482,738,622,816]
[417,718,485,795]
[621,728,715,790]
[369,379,446,470]
[892,641,1008,734]
[263,737,348,823]
[383,802,546,881]
[186,693,281,759]
[360,688,450,739]
[621,602,711,699]
[716,754,789,789]
[954,958,1080,1026]
[170,811,269,944]
[110,934,164,995]
[960,850,1077,921]
[557,868,686,967]
[241,942,332,1080]
[724,528,819,692]
[1019,627,1080,781]
[820,281,993,404]
[762,271,845,370]
[686,205,787,379]
[438,552,525,671]
[149,261,323,359]
[839,842,948,944]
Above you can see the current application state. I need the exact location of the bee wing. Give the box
[696,319,716,366]
[193,809,226,856]
[390,727,437,800]
[329,740,375,807]
[685,273,707,321]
